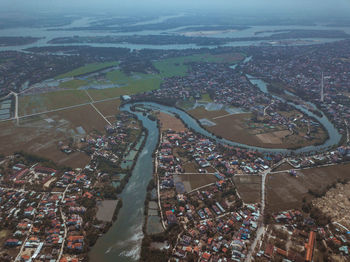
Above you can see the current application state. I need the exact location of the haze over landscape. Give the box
[0,0,349,262]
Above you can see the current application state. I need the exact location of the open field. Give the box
[272,162,294,172]
[198,93,213,103]
[58,79,88,89]
[157,112,186,132]
[94,99,120,117]
[256,130,290,144]
[154,53,244,78]
[19,90,90,116]
[207,113,258,143]
[182,162,200,173]
[189,107,327,149]
[234,176,262,204]
[88,77,161,100]
[56,61,118,79]
[96,200,118,222]
[266,163,350,212]
[188,106,228,119]
[0,101,118,168]
[177,173,218,192]
[0,118,90,168]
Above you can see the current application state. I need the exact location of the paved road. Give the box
[245,159,286,262]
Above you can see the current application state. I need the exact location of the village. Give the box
[0,36,349,262]
[242,40,350,142]
[138,107,350,262]
[133,54,329,149]
[0,111,144,261]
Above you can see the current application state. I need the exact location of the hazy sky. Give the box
[2,0,350,18]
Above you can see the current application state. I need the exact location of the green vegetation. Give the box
[56,61,118,79]
[106,70,130,83]
[19,52,244,116]
[19,90,90,116]
[154,53,244,78]
[89,77,161,100]
[199,93,213,102]
[177,99,195,110]
[58,79,88,89]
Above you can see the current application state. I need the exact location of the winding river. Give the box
[89,75,341,261]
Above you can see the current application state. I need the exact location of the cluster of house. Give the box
[173,203,260,262]
[0,157,103,262]
[134,61,319,135]
[1,167,95,261]
[0,111,142,261]
[158,130,274,182]
[242,40,350,137]
[155,129,267,261]
[288,145,350,169]
[255,209,350,261]
[5,163,58,188]
[83,112,137,163]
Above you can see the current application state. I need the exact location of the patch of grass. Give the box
[89,77,161,100]
[58,79,88,89]
[106,70,129,83]
[177,100,195,110]
[199,93,212,102]
[19,90,90,116]
[154,53,244,78]
[56,61,118,79]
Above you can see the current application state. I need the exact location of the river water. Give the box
[0,18,349,52]
[90,73,341,260]
[89,113,159,262]
[14,15,340,261]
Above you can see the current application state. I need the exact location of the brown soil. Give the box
[272,162,294,172]
[93,99,120,118]
[234,176,262,204]
[188,107,228,120]
[157,112,186,132]
[189,107,327,149]
[266,163,350,212]
[0,102,115,168]
[178,173,217,192]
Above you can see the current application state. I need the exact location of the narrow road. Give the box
[85,89,95,103]
[90,102,112,125]
[245,159,286,262]
[212,113,236,120]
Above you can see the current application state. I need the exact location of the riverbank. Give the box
[89,106,160,262]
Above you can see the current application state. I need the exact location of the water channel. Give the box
[89,74,341,261]
[89,113,159,262]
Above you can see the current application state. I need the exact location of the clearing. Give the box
[266,163,350,212]
[234,176,262,204]
[157,111,186,132]
[175,173,218,192]
[96,200,119,222]
[56,61,119,79]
